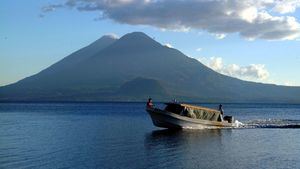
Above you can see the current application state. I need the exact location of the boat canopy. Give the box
[164,103,221,121]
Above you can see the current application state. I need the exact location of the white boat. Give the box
[146,102,238,129]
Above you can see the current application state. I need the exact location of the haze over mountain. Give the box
[1,32,300,103]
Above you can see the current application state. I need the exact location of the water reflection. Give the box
[144,129,232,169]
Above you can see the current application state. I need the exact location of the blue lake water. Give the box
[1,102,300,169]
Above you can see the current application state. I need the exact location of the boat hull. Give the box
[147,107,235,129]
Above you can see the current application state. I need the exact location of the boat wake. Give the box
[239,119,300,129]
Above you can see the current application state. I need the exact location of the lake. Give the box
[1,102,300,169]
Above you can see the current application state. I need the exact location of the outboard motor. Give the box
[224,116,234,123]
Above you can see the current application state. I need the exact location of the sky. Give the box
[1,0,300,87]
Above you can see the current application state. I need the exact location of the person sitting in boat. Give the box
[146,98,154,108]
[219,104,224,121]
[172,99,177,103]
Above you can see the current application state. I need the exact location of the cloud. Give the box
[201,57,270,81]
[213,34,227,40]
[105,33,119,39]
[196,48,202,52]
[208,57,223,72]
[41,4,63,13]
[42,0,300,40]
[284,81,294,86]
[164,43,173,48]
[273,0,300,14]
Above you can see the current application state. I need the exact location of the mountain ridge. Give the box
[0,32,299,103]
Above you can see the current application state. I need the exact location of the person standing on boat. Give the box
[146,98,154,108]
[219,104,224,121]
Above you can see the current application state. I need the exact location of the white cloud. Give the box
[208,57,223,72]
[201,57,270,81]
[227,64,269,80]
[196,48,202,52]
[164,43,173,48]
[239,6,258,23]
[41,4,63,13]
[284,81,296,86]
[213,33,227,40]
[273,0,300,14]
[42,0,300,40]
[105,33,119,39]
